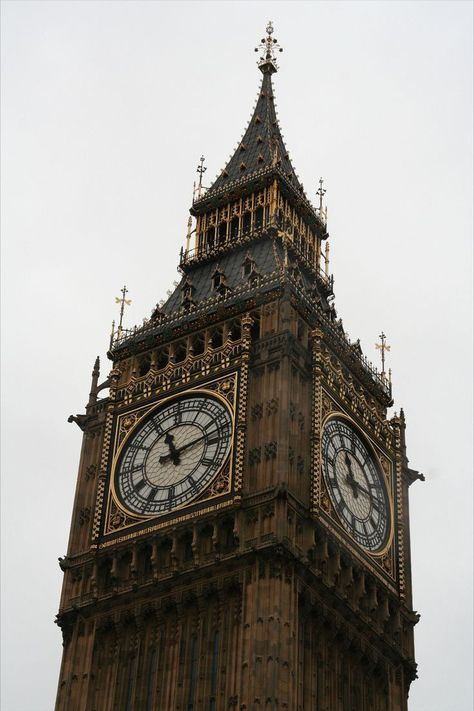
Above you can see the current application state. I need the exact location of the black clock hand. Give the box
[345,452,359,498]
[344,454,373,498]
[164,433,180,465]
[351,480,372,498]
[159,426,223,464]
[159,434,203,464]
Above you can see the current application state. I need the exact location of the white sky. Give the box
[1,1,472,709]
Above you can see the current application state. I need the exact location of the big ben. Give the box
[55,23,421,710]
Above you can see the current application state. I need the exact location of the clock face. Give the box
[321,417,390,552]
[115,393,233,516]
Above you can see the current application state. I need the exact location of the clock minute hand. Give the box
[158,427,223,464]
[352,480,372,498]
[344,454,372,499]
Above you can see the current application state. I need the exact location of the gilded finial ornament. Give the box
[316,177,328,226]
[375,331,391,378]
[255,21,283,74]
[115,285,132,334]
[194,155,207,200]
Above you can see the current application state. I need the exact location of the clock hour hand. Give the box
[159,434,203,464]
[163,433,180,465]
[344,452,359,498]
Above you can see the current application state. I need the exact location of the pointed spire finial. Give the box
[194,155,207,200]
[115,285,131,334]
[255,21,283,74]
[375,331,391,378]
[89,356,101,405]
[316,177,328,225]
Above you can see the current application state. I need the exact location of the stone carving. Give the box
[249,447,262,465]
[264,441,277,460]
[266,398,279,415]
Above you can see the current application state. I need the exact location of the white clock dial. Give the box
[321,417,390,552]
[115,393,232,516]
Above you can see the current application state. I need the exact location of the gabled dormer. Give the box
[181,277,196,310]
[211,266,230,297]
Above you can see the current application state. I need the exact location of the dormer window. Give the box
[212,268,226,291]
[242,255,255,277]
[248,267,261,285]
[181,278,193,299]
[181,278,195,309]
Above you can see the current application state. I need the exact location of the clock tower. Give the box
[55,24,421,710]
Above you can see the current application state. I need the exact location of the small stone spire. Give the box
[194,155,207,200]
[89,356,100,404]
[115,285,131,334]
[375,331,391,378]
[255,21,283,75]
[316,177,328,226]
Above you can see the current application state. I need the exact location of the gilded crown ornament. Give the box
[255,21,283,74]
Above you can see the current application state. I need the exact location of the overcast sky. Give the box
[1,2,472,709]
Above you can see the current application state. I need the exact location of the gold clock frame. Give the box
[319,410,395,560]
[99,371,240,543]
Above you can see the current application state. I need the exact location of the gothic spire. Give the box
[195,22,305,204]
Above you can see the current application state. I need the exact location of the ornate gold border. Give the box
[319,409,395,559]
[101,372,239,538]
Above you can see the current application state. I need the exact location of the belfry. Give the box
[56,23,421,710]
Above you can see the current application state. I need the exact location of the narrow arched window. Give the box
[230,216,239,239]
[206,226,215,249]
[125,654,138,711]
[209,630,220,711]
[187,634,198,710]
[218,222,227,244]
[146,647,157,711]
